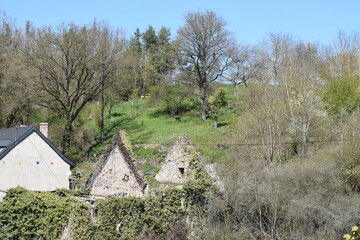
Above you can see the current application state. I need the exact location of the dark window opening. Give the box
[123,174,129,182]
[179,168,185,175]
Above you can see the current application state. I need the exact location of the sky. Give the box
[1,0,360,45]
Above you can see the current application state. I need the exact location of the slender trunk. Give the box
[61,116,73,153]
[340,114,344,158]
[233,83,239,108]
[108,104,114,119]
[100,93,105,141]
[301,118,310,156]
[200,85,209,122]
[214,117,218,128]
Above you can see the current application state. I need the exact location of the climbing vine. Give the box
[0,187,76,240]
[183,149,217,207]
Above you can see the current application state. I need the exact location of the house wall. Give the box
[91,148,143,198]
[0,132,70,201]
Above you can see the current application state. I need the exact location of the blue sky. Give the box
[1,0,360,45]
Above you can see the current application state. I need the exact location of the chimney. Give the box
[39,123,48,138]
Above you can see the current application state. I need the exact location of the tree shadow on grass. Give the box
[110,112,122,118]
[217,122,228,128]
[148,110,171,119]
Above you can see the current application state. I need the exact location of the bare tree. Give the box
[23,23,123,151]
[176,10,233,122]
[224,44,263,105]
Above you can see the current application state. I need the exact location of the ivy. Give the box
[94,197,145,240]
[0,187,76,240]
[70,202,94,240]
[183,150,216,207]
[143,188,185,235]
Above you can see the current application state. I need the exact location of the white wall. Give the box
[0,132,70,201]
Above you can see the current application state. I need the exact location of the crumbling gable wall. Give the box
[155,135,193,184]
[91,148,143,197]
[87,132,146,198]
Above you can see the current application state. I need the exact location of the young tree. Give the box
[176,10,233,122]
[209,87,227,128]
[156,26,175,79]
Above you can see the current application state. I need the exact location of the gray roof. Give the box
[0,126,76,168]
[0,126,33,147]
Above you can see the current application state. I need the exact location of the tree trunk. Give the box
[108,104,114,119]
[214,119,218,128]
[100,93,105,141]
[200,85,209,122]
[61,117,73,153]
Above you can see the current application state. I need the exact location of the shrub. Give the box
[148,84,193,115]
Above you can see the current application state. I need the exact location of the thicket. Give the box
[197,33,360,239]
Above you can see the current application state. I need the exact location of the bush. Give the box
[323,77,360,117]
[148,84,193,115]
[64,146,85,164]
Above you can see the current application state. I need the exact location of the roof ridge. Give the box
[0,126,76,168]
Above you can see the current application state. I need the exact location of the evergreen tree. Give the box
[157,26,175,77]
[142,25,158,55]
[129,27,142,55]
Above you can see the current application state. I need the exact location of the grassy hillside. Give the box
[74,84,237,185]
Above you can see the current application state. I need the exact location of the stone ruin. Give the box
[155,135,194,184]
[155,134,225,191]
[86,131,146,198]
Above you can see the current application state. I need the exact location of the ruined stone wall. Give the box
[91,148,143,197]
[155,139,192,184]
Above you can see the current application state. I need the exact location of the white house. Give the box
[0,124,76,201]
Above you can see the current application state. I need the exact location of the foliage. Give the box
[148,84,193,115]
[54,188,91,198]
[64,146,85,164]
[323,77,360,117]
[183,149,216,207]
[209,87,227,127]
[341,143,360,190]
[216,145,360,239]
[0,187,76,240]
[90,188,186,239]
[70,201,94,240]
[343,224,360,240]
[120,129,133,152]
[95,197,145,240]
